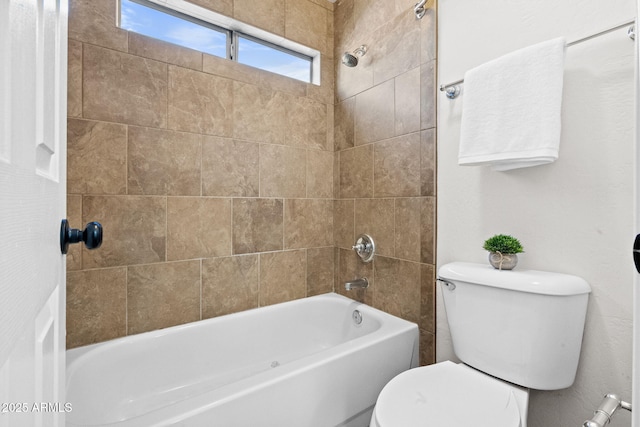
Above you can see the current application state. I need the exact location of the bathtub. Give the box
[66,293,419,427]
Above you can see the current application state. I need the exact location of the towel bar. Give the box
[440,20,636,99]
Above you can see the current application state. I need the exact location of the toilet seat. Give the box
[372,361,525,427]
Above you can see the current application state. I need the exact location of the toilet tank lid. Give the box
[438,262,591,296]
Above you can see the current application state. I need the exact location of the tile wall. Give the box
[333,0,437,364]
[66,0,437,364]
[66,0,335,348]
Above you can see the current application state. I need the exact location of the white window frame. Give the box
[119,0,321,85]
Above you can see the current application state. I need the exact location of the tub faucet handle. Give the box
[352,234,375,263]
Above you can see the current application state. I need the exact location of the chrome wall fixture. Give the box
[344,277,369,291]
[341,45,368,67]
[583,394,631,427]
[352,234,375,263]
[414,0,428,19]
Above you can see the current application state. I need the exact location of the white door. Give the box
[0,1,68,426]
[635,7,640,427]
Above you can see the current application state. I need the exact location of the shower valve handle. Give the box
[352,234,375,263]
[60,219,103,254]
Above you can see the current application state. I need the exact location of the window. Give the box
[119,0,316,84]
[120,0,228,58]
[236,35,312,84]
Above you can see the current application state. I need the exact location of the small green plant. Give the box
[483,234,524,254]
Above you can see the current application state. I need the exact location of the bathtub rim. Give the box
[66,292,419,426]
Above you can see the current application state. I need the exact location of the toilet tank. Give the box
[438,262,591,390]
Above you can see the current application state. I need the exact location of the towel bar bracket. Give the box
[444,85,460,99]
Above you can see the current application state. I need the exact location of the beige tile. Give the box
[372,11,421,84]
[202,137,259,197]
[82,196,166,268]
[260,250,306,306]
[373,133,421,197]
[307,56,334,104]
[83,45,167,128]
[232,198,284,254]
[420,330,436,366]
[334,97,355,151]
[306,150,333,198]
[202,255,259,318]
[187,0,233,15]
[67,119,127,195]
[128,126,201,196]
[307,247,334,296]
[421,128,436,196]
[420,6,436,64]
[285,0,328,53]
[203,53,263,83]
[326,103,335,153]
[68,40,82,118]
[286,97,328,150]
[334,0,354,54]
[420,263,435,333]
[339,145,373,199]
[353,0,403,38]
[308,0,334,10]
[233,82,286,144]
[284,199,333,249]
[66,196,83,271]
[167,197,232,260]
[336,247,373,305]
[127,261,201,335]
[235,0,285,35]
[258,71,308,98]
[326,4,335,57]
[128,33,203,71]
[69,0,128,52]
[355,80,395,145]
[395,67,421,136]
[260,144,306,198]
[421,197,436,264]
[334,0,372,97]
[333,151,341,201]
[355,198,394,257]
[373,256,420,324]
[335,46,375,101]
[395,198,421,262]
[204,52,307,97]
[421,60,436,130]
[168,66,233,136]
[333,199,354,249]
[66,268,127,349]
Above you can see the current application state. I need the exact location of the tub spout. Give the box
[344,277,369,291]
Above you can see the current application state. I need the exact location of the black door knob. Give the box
[60,219,103,255]
[634,234,640,274]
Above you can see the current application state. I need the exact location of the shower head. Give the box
[341,45,367,67]
[341,52,359,67]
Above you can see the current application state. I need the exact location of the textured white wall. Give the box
[437,1,636,426]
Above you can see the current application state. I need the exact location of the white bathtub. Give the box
[66,293,419,427]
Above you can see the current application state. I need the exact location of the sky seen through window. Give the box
[120,0,312,83]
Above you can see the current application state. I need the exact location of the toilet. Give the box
[370,262,591,427]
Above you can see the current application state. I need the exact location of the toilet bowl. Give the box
[369,262,591,427]
[370,361,528,427]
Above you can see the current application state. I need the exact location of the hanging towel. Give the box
[458,37,566,171]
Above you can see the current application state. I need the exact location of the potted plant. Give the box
[483,234,524,270]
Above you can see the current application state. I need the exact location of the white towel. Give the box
[458,38,566,171]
